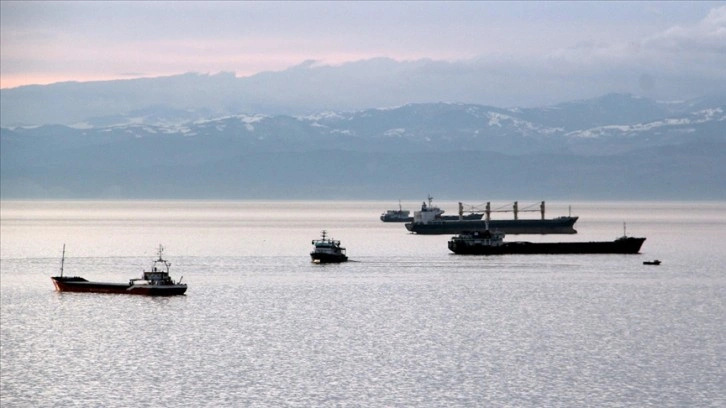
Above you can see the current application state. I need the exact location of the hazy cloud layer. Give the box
[1,2,725,106]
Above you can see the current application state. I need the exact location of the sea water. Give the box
[1,200,724,407]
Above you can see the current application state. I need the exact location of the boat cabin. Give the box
[455,230,506,247]
[312,231,346,254]
[412,195,445,223]
[130,245,182,286]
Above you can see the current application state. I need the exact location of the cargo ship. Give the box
[405,200,577,235]
[381,197,482,222]
[380,200,413,222]
[448,229,645,255]
[310,230,348,263]
[51,245,187,296]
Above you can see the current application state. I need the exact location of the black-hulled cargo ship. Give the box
[406,200,577,235]
[310,230,348,263]
[51,245,187,296]
[447,229,645,255]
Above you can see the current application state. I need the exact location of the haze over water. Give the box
[1,200,725,407]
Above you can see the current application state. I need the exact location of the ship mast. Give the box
[59,244,66,277]
[157,244,165,261]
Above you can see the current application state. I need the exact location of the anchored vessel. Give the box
[310,230,348,263]
[51,245,187,296]
[382,196,482,223]
[406,200,577,235]
[380,200,413,222]
[448,229,645,255]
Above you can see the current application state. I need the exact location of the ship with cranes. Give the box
[380,198,482,222]
[404,197,578,235]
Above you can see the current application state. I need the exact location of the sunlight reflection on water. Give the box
[2,201,725,406]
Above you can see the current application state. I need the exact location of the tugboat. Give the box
[447,229,645,255]
[310,230,348,263]
[51,244,187,296]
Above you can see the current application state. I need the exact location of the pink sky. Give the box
[1,2,723,90]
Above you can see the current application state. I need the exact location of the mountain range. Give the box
[1,75,724,200]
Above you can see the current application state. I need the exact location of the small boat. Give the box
[643,260,661,265]
[51,244,187,296]
[447,229,646,255]
[380,200,413,222]
[310,230,348,263]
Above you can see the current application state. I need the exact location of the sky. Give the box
[2,1,725,100]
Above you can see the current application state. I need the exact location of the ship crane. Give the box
[458,201,548,221]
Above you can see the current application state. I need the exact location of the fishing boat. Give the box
[51,244,187,296]
[447,229,645,255]
[310,230,348,263]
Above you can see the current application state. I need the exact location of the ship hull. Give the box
[310,253,348,263]
[382,214,482,223]
[448,237,645,255]
[406,216,578,235]
[380,215,414,222]
[51,277,187,296]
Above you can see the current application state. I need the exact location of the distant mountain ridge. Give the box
[2,92,724,200]
[4,93,720,154]
[4,58,725,128]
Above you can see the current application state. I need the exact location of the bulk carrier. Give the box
[405,200,578,235]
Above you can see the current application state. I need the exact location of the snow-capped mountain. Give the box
[1,94,724,199]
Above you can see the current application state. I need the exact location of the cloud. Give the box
[486,5,726,101]
[1,2,725,103]
[643,5,726,55]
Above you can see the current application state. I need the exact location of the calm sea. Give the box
[1,200,724,407]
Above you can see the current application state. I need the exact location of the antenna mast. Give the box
[60,244,66,277]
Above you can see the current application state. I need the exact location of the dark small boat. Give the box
[51,244,187,296]
[643,260,661,265]
[310,230,348,263]
[380,200,413,222]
